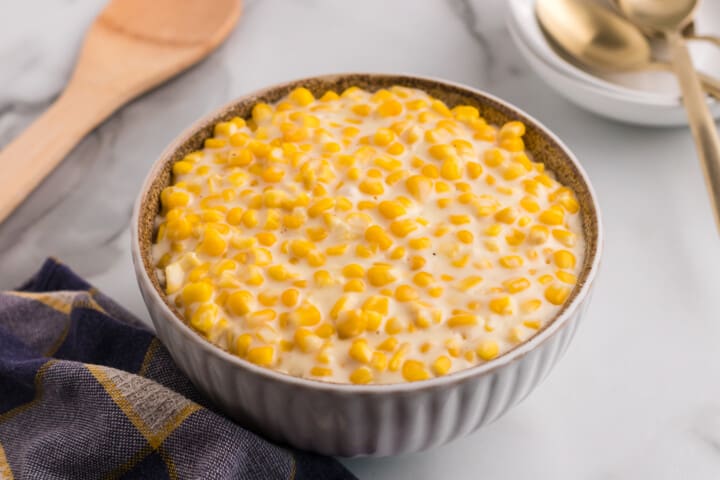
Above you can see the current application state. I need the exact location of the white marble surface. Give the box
[2,0,720,478]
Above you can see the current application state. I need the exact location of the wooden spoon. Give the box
[0,0,241,224]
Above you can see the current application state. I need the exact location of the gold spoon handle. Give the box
[646,62,720,99]
[667,30,720,231]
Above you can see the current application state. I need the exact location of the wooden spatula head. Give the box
[100,0,241,47]
[0,0,242,225]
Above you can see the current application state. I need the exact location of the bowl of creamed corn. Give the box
[132,73,602,456]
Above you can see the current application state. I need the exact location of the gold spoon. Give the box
[536,0,720,99]
[616,0,720,232]
[0,0,242,224]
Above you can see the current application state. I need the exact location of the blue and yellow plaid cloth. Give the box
[0,259,356,480]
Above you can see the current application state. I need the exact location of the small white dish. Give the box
[507,0,720,126]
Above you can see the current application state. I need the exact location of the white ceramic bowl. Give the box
[131,73,603,457]
[507,0,720,126]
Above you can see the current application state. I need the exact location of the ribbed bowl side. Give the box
[141,275,586,457]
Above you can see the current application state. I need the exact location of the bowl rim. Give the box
[131,72,603,394]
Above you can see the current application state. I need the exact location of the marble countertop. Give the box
[2,0,720,478]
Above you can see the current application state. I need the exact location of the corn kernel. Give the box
[365,225,393,250]
[545,284,571,305]
[432,356,452,376]
[447,314,477,328]
[553,250,577,269]
[349,339,373,363]
[476,340,499,361]
[247,346,274,366]
[402,360,430,382]
[489,296,513,315]
[349,366,373,384]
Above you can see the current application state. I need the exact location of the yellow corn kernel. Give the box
[545,284,571,305]
[522,299,542,313]
[344,279,366,293]
[280,288,299,307]
[387,219,416,238]
[320,90,339,102]
[337,310,367,339]
[180,282,213,306]
[306,226,328,243]
[394,284,418,302]
[451,229,473,245]
[310,366,333,377]
[267,264,290,281]
[505,229,526,246]
[458,275,483,292]
[189,303,218,333]
[255,232,276,247]
[359,296,387,317]
[500,137,524,152]
[518,194,540,212]
[378,99,403,117]
[476,339,499,361]
[326,244,349,256]
[374,338,397,353]
[432,356,452,376]
[378,200,407,219]
[370,127,395,147]
[553,250,577,269]
[447,314,477,328]
[341,263,364,279]
[489,296,513,315]
[412,272,434,287]
[349,366,373,384]
[313,270,334,287]
[394,250,420,269]
[233,333,253,358]
[503,277,530,293]
[359,179,385,196]
[407,237,430,250]
[352,104,372,116]
[428,286,444,298]
[349,339,373,363]
[446,215,469,227]
[355,244,375,258]
[557,270,577,284]
[494,207,517,225]
[529,225,549,245]
[552,229,577,247]
[389,246,406,260]
[405,174,432,199]
[294,328,323,353]
[384,316,407,335]
[286,239,312,258]
[197,228,227,257]
[308,198,335,217]
[538,274,554,285]
[500,120,526,138]
[499,255,524,269]
[330,296,348,320]
[282,213,305,230]
[539,206,565,226]
[365,225,393,250]
[247,346,274,366]
[312,322,334,339]
[387,142,405,155]
[291,303,322,327]
[289,87,315,106]
[402,359,430,382]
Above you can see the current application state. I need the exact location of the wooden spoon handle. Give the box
[0,85,120,223]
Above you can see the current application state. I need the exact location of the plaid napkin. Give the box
[0,258,356,480]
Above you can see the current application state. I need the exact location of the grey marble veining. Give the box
[2,0,720,478]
